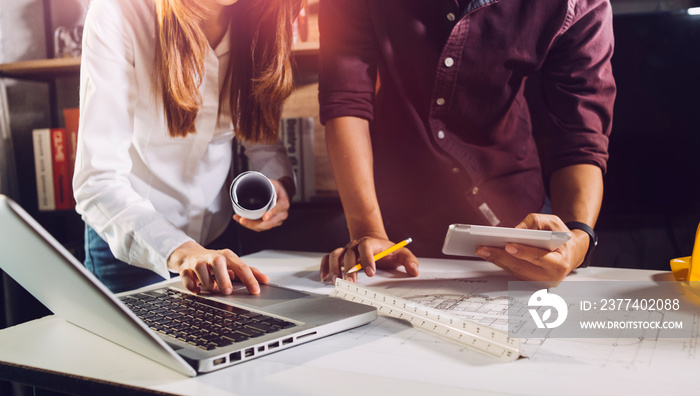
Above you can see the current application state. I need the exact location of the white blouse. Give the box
[73,0,293,279]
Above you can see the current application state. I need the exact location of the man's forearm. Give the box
[549,164,604,227]
[325,117,387,240]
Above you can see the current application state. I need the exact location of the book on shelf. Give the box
[292,3,309,44]
[32,127,75,211]
[279,117,315,203]
[63,107,79,189]
[233,117,316,203]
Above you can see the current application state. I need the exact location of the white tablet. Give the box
[442,224,572,257]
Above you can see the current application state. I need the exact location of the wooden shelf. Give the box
[0,41,318,79]
[0,57,80,79]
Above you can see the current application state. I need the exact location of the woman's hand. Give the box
[167,241,269,294]
[233,177,292,232]
[320,236,419,284]
[474,213,590,282]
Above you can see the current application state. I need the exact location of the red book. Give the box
[63,107,80,206]
[33,128,73,211]
[50,128,72,210]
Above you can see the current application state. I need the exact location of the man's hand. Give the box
[474,213,590,282]
[167,241,270,294]
[320,236,419,284]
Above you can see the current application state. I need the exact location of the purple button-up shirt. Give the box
[319,0,615,257]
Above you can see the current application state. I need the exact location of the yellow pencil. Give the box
[345,238,413,275]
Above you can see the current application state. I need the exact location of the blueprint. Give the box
[244,252,700,395]
[358,270,700,362]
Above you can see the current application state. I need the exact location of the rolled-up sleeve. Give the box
[318,0,378,124]
[539,0,616,174]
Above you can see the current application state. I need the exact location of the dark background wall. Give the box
[594,7,700,270]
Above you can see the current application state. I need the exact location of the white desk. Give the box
[0,250,695,396]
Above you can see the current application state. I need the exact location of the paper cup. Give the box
[230,171,277,220]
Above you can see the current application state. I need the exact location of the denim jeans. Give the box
[83,225,166,293]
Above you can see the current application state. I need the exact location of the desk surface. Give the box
[0,250,695,396]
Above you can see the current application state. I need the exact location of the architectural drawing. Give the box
[349,276,700,371]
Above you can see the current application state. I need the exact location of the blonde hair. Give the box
[154,0,302,143]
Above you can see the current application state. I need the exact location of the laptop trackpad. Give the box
[220,284,307,308]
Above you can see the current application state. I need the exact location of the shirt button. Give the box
[444,57,454,67]
[437,130,445,139]
[447,12,456,21]
[472,186,479,195]
[436,98,446,106]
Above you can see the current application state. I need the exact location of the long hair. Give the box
[154,0,302,143]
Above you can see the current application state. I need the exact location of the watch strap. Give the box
[565,221,598,268]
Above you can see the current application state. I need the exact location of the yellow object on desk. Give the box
[670,222,700,303]
[670,222,700,281]
[345,238,413,275]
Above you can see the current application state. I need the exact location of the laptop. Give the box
[0,194,377,376]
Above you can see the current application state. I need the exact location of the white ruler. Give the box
[331,278,521,362]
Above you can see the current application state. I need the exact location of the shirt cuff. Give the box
[128,218,194,280]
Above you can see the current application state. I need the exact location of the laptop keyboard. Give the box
[120,288,296,351]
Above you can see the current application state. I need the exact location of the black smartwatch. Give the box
[565,221,598,268]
